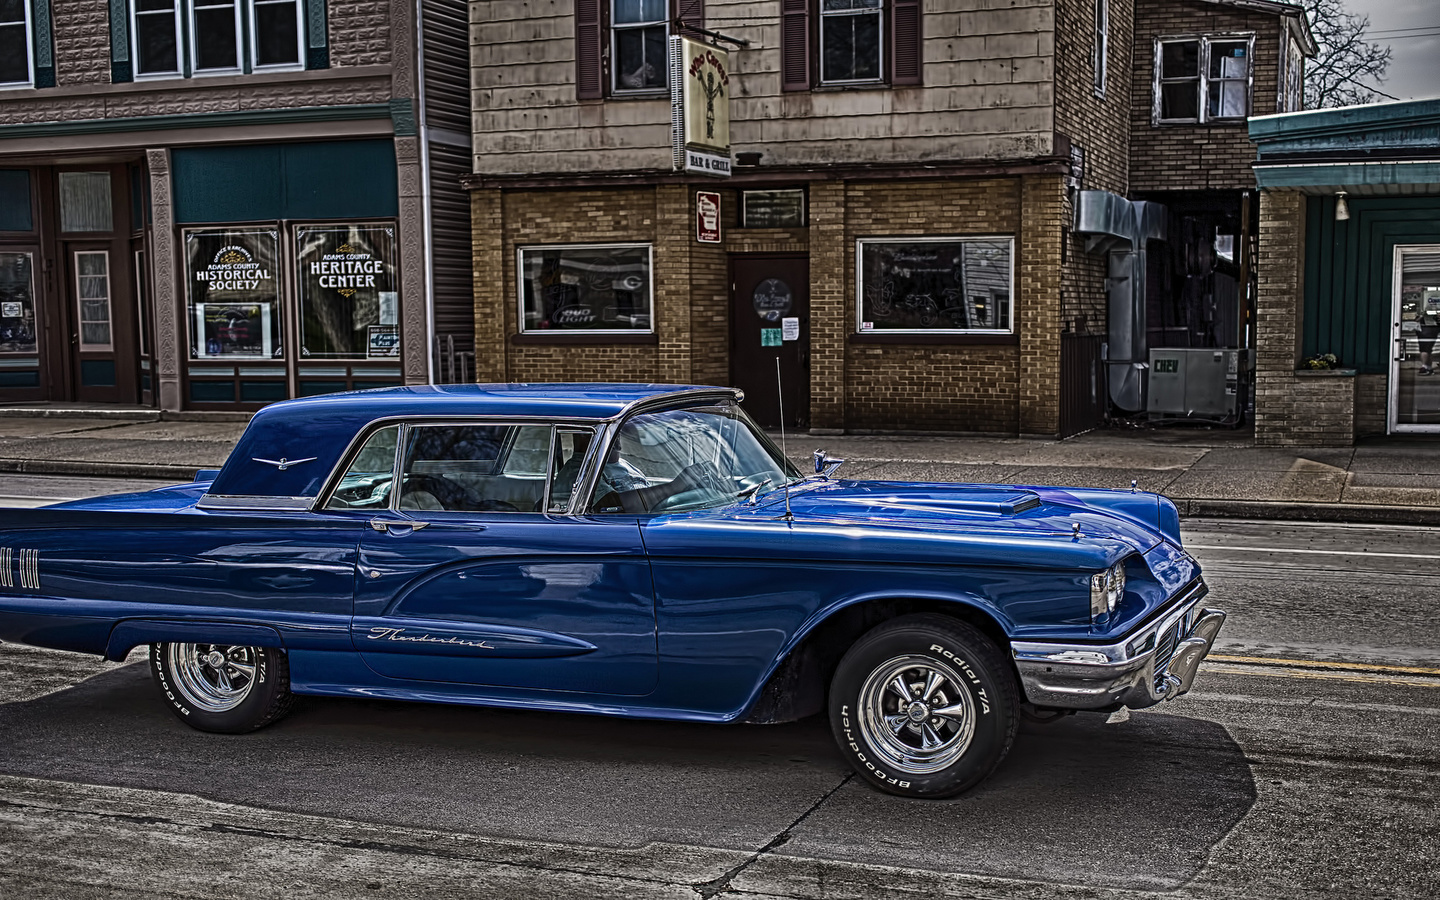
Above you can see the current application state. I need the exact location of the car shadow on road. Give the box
[0,663,1255,891]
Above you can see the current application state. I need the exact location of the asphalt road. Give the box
[0,480,1436,899]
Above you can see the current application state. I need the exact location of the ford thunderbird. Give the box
[0,384,1224,797]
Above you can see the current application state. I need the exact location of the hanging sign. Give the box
[670,36,731,178]
[696,191,722,243]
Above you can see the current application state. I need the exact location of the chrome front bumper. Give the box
[1011,583,1226,711]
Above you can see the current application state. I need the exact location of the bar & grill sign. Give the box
[670,36,731,177]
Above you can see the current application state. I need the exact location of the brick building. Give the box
[0,0,473,410]
[1249,99,1440,446]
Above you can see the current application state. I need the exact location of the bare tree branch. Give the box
[1301,0,1393,108]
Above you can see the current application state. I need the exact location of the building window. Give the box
[0,252,38,354]
[518,244,653,333]
[1154,35,1254,124]
[296,223,399,360]
[0,1,32,88]
[131,0,303,78]
[1281,35,1305,112]
[1093,0,1108,98]
[856,237,1014,334]
[781,0,920,91]
[184,228,283,359]
[611,0,666,93]
[75,251,114,352]
[821,0,883,84]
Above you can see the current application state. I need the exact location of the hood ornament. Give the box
[252,456,318,471]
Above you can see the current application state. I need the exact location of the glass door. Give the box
[1389,245,1440,433]
[0,250,43,399]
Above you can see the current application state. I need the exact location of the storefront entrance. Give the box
[730,255,809,429]
[1389,245,1440,433]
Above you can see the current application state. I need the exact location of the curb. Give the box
[1176,498,1440,527]
[0,408,160,421]
[0,459,204,482]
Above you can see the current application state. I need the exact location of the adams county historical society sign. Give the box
[670,36,731,178]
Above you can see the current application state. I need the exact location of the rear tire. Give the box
[150,643,294,734]
[829,614,1018,798]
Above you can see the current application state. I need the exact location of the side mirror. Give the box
[813,449,845,479]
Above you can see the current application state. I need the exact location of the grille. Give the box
[1153,620,1182,686]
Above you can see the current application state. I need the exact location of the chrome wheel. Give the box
[166,643,259,713]
[856,655,977,775]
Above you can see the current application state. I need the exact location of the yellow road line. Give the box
[1201,662,1440,688]
[1207,654,1440,677]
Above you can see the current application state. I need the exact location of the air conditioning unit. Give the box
[1147,348,1245,420]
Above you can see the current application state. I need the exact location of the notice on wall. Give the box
[760,328,782,347]
[781,317,799,341]
[696,191,722,243]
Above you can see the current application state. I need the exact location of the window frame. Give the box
[0,0,35,90]
[516,242,656,335]
[74,250,115,353]
[818,0,885,88]
[854,235,1016,336]
[1092,0,1107,98]
[129,0,305,80]
[1152,33,1256,126]
[608,0,669,96]
[249,0,305,71]
[130,0,184,80]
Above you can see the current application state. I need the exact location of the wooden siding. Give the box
[469,0,1058,174]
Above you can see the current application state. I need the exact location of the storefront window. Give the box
[519,244,653,333]
[0,252,37,353]
[297,223,399,359]
[857,237,1013,333]
[184,228,282,359]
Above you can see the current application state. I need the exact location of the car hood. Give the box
[749,480,1168,559]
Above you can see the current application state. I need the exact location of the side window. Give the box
[1157,39,1200,122]
[325,425,398,509]
[546,428,595,513]
[399,425,548,513]
[0,1,33,88]
[611,0,667,93]
[1154,35,1252,124]
[1093,0,1108,98]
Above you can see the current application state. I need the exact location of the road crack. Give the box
[691,772,854,899]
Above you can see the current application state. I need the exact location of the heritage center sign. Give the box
[671,36,731,178]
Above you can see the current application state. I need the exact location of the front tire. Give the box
[150,643,294,734]
[829,614,1018,798]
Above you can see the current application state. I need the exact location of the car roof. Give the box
[206,383,739,500]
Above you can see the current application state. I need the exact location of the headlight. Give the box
[1090,562,1126,619]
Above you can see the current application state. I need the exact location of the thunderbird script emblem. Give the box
[251,456,318,471]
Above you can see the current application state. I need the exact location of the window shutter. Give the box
[576,0,604,100]
[781,0,809,92]
[674,0,704,34]
[891,0,922,85]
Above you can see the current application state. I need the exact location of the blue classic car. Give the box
[0,384,1224,797]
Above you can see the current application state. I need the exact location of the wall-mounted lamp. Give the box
[1335,191,1350,222]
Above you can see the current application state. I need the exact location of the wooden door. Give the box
[730,255,809,429]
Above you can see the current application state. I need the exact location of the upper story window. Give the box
[1281,35,1305,112]
[0,1,34,88]
[1093,0,1108,97]
[575,0,700,100]
[611,0,667,93]
[1154,35,1254,125]
[781,0,921,91]
[131,0,303,79]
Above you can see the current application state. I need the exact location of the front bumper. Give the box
[1010,580,1225,711]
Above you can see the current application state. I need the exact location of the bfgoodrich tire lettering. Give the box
[829,614,1018,798]
[150,643,294,734]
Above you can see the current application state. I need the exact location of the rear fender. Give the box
[105,620,285,662]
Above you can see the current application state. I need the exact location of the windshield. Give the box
[590,400,801,513]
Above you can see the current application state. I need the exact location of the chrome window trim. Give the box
[196,494,315,511]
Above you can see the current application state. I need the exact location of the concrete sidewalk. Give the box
[1,406,1438,525]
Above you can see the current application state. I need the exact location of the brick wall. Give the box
[1254,189,1356,447]
[53,0,110,85]
[1054,0,1134,196]
[1130,0,1283,192]
[328,0,395,66]
[471,174,1066,435]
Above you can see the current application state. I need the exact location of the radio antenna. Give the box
[777,357,792,521]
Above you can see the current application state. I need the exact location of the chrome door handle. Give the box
[369,518,430,533]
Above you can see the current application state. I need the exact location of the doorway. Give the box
[1389,245,1440,433]
[730,255,809,429]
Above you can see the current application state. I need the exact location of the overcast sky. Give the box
[1344,0,1439,100]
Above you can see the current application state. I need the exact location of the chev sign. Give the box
[670,36,732,178]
